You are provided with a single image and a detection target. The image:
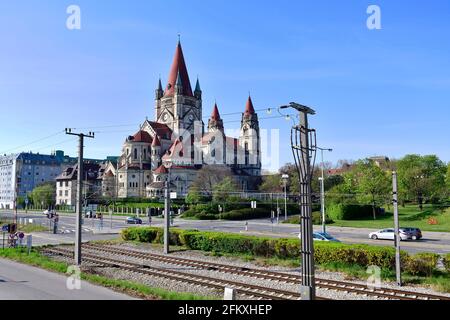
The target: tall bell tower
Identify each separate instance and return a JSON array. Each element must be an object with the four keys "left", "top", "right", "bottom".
[
  {"left": 239, "top": 96, "right": 261, "bottom": 176},
  {"left": 154, "top": 40, "right": 203, "bottom": 137}
]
